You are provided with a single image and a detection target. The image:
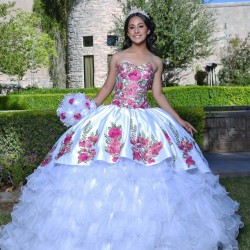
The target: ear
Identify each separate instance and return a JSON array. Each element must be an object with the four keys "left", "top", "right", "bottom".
[{"left": 147, "top": 30, "right": 150, "bottom": 35}]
